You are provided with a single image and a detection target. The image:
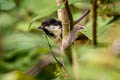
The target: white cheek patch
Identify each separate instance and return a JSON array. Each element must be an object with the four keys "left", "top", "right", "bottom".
[
  {"left": 44, "top": 25, "right": 61, "bottom": 36},
  {"left": 45, "top": 25, "right": 60, "bottom": 31}
]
